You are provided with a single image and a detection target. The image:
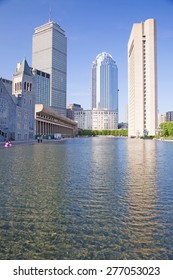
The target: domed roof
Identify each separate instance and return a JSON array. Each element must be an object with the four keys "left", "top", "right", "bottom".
[
  {"left": 96, "top": 52, "right": 113, "bottom": 60},
  {"left": 92, "top": 52, "right": 115, "bottom": 65}
]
